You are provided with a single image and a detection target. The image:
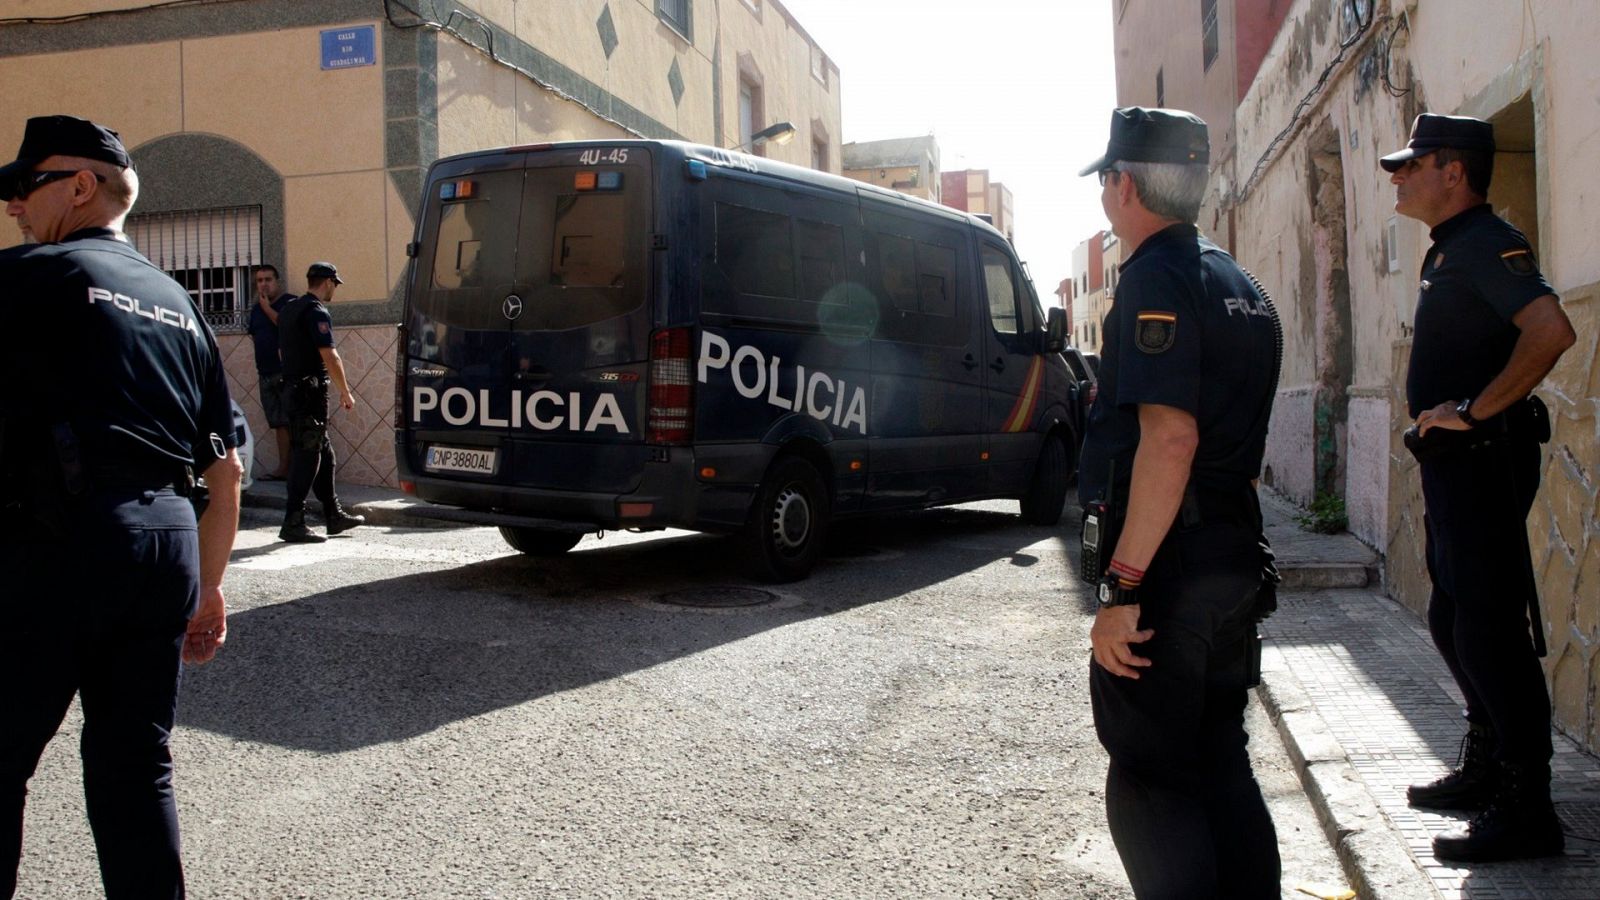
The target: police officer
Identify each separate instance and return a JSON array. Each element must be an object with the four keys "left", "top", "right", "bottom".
[
  {"left": 1382, "top": 113, "right": 1576, "bottom": 862},
  {"left": 277, "top": 261, "right": 364, "bottom": 543},
  {"left": 0, "top": 115, "right": 241, "bottom": 898},
  {"left": 1078, "top": 108, "right": 1283, "bottom": 898},
  {"left": 248, "top": 264, "right": 296, "bottom": 479}
]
